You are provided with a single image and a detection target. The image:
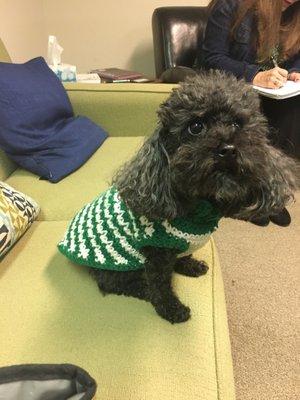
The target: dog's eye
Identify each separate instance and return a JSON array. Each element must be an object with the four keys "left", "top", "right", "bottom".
[
  {"left": 231, "top": 122, "right": 240, "bottom": 129},
  {"left": 188, "top": 119, "right": 204, "bottom": 136}
]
